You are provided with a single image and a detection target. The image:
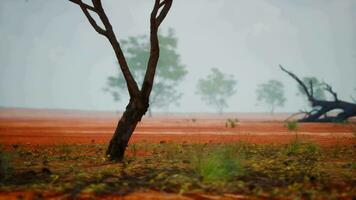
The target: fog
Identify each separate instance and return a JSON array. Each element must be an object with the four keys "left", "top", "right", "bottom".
[{"left": 0, "top": 0, "right": 355, "bottom": 113}]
